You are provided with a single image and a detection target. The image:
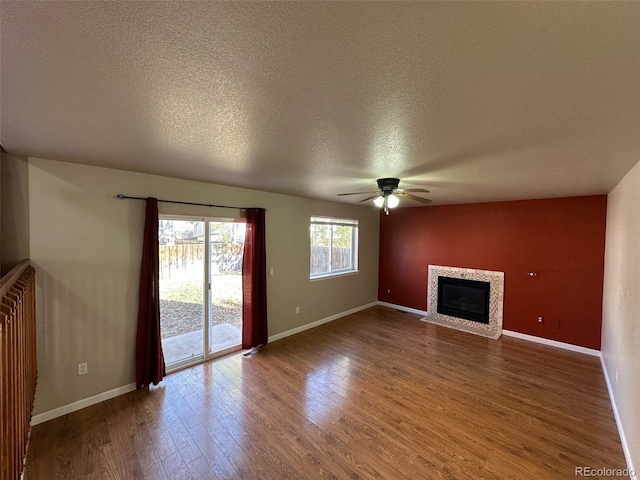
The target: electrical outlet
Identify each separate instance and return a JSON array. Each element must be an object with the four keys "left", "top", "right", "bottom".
[
  {"left": 268, "top": 268, "right": 274, "bottom": 276},
  {"left": 615, "top": 369, "right": 619, "bottom": 383},
  {"left": 537, "top": 316, "right": 543, "bottom": 324},
  {"left": 295, "top": 306, "right": 300, "bottom": 314},
  {"left": 387, "top": 289, "right": 391, "bottom": 294},
  {"left": 78, "top": 362, "right": 88, "bottom": 376}
]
